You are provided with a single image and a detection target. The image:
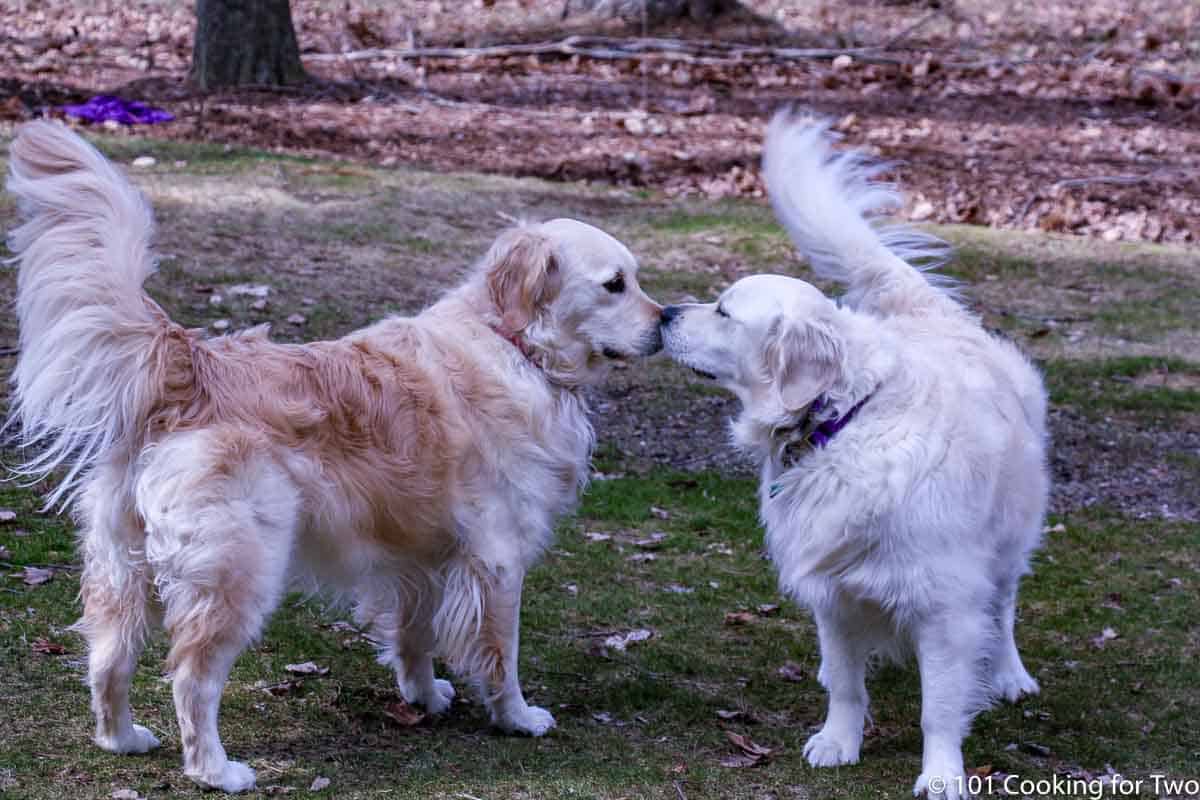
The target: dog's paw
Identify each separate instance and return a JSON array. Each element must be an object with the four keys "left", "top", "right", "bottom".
[
  {"left": 401, "top": 677, "right": 456, "bottom": 714},
  {"left": 993, "top": 667, "right": 1040, "bottom": 703},
  {"left": 95, "top": 723, "right": 161, "bottom": 754},
  {"left": 803, "top": 730, "right": 861, "bottom": 767},
  {"left": 913, "top": 764, "right": 968, "bottom": 799},
  {"left": 496, "top": 704, "right": 556, "bottom": 737},
  {"left": 188, "top": 760, "right": 257, "bottom": 793}
]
